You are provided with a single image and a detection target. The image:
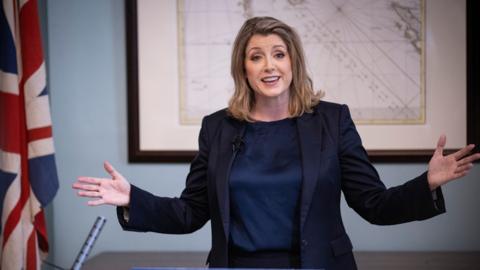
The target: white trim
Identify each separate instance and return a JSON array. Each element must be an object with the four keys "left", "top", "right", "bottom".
[
  {"left": 28, "top": 138, "right": 55, "bottom": 159},
  {"left": 0, "top": 71, "right": 19, "bottom": 95}
]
